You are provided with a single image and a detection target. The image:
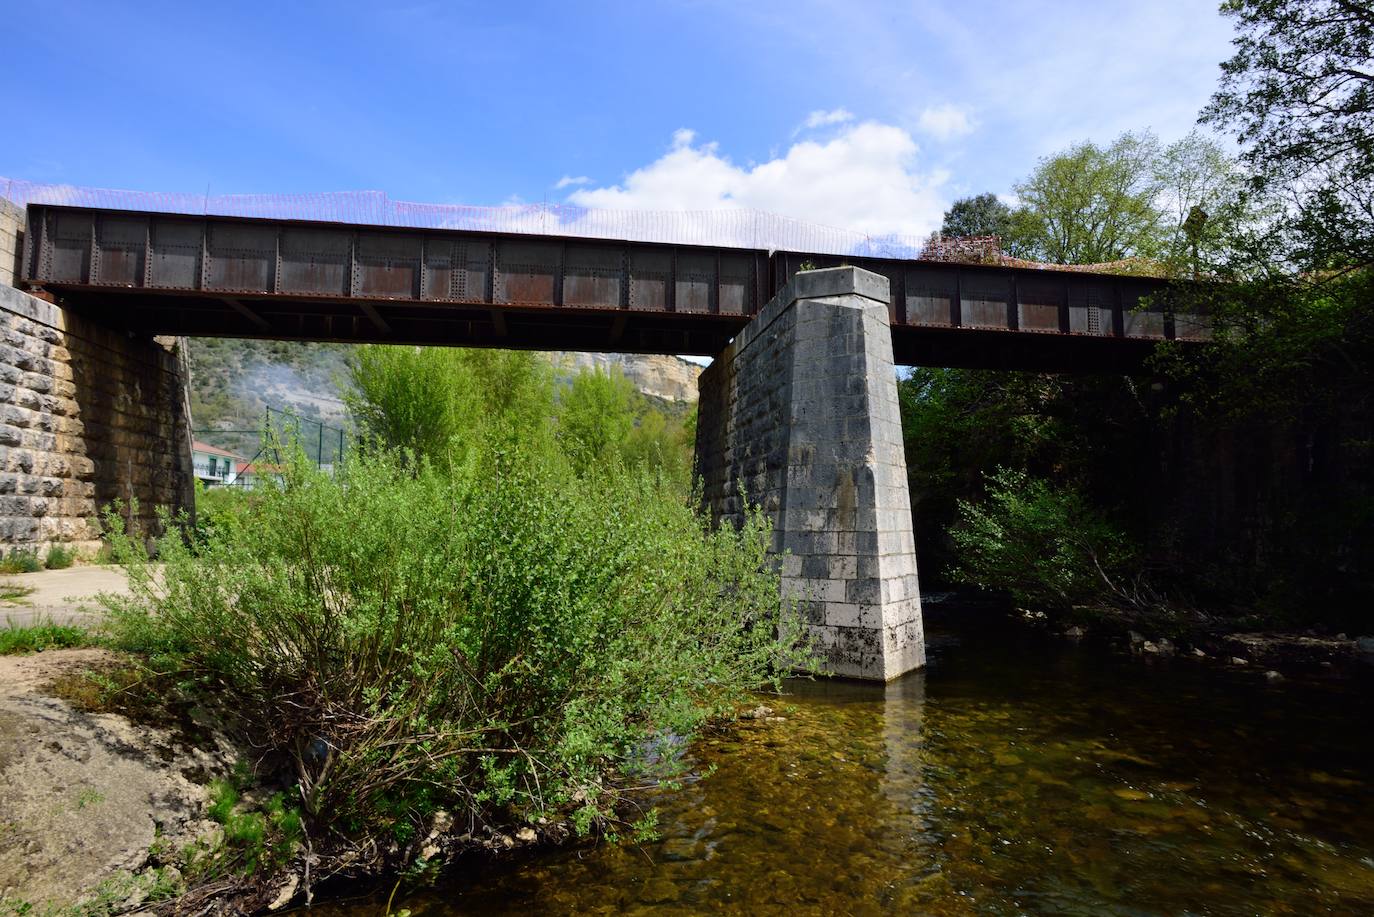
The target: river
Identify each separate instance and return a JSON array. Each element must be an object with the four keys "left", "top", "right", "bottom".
[{"left": 324, "top": 608, "right": 1374, "bottom": 915}]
